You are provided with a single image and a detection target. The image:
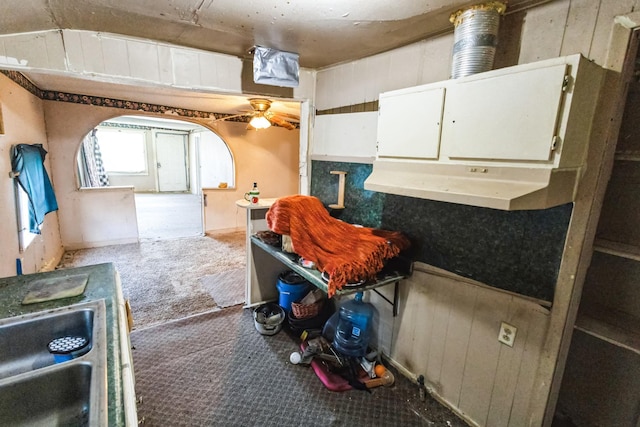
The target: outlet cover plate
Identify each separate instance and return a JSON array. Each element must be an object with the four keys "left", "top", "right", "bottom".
[{"left": 499, "top": 322, "right": 517, "bottom": 347}]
